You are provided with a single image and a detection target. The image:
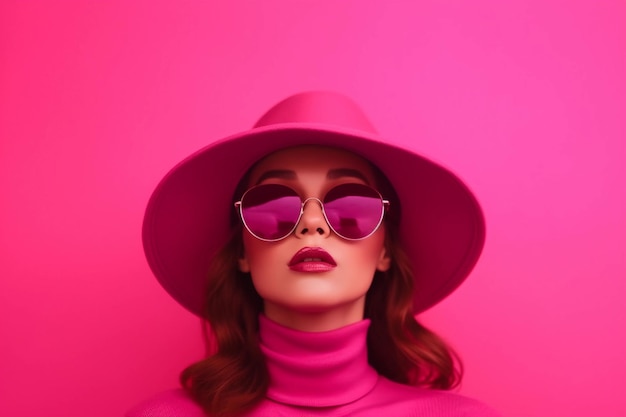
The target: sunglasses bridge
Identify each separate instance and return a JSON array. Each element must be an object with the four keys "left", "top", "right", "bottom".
[{"left": 295, "top": 196, "right": 334, "bottom": 231}]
